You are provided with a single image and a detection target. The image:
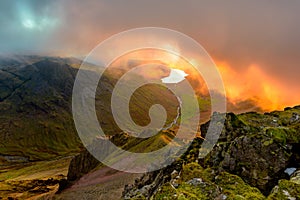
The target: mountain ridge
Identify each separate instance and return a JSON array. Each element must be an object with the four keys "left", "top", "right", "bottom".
[{"left": 0, "top": 56, "right": 299, "bottom": 199}]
